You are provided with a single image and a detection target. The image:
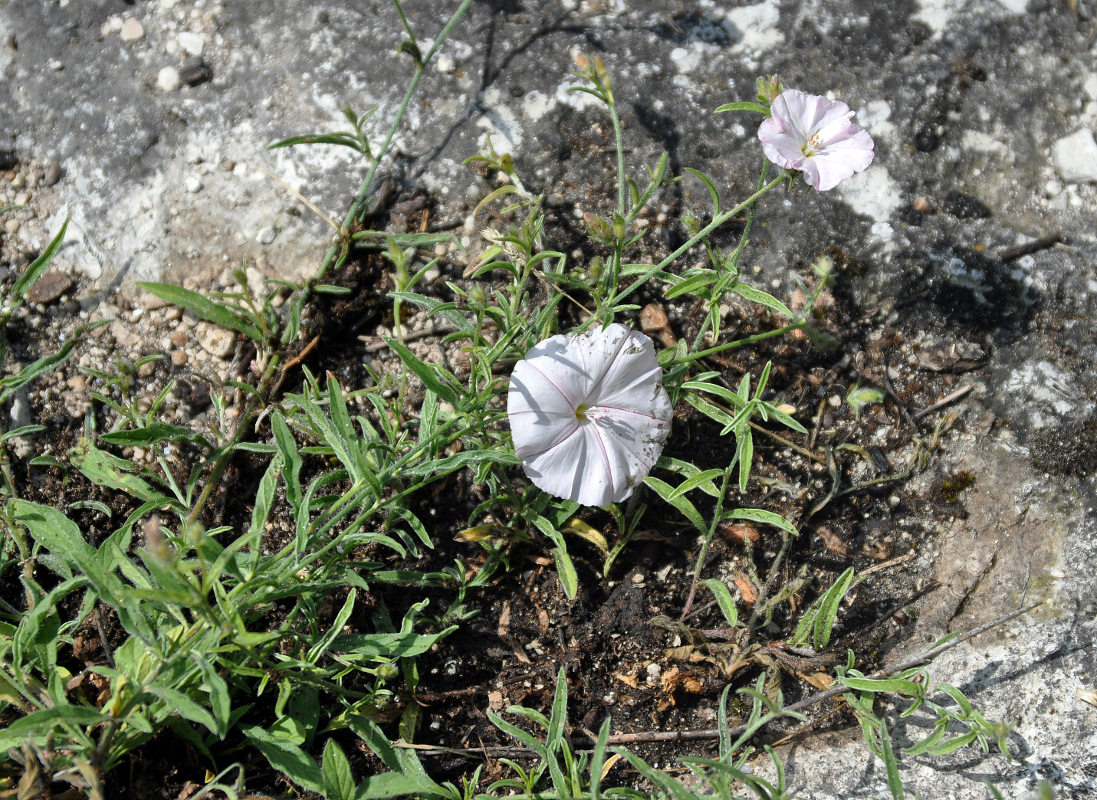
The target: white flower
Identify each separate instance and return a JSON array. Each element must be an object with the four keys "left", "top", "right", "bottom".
[
  {"left": 507, "top": 323, "right": 672, "bottom": 507},
  {"left": 757, "top": 89, "right": 874, "bottom": 191}
]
